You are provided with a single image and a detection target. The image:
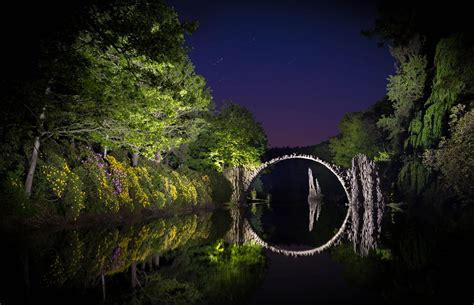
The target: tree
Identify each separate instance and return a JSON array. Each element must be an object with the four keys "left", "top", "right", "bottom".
[
  {"left": 408, "top": 34, "right": 474, "bottom": 150},
  {"left": 365, "top": 3, "right": 474, "bottom": 198},
  {"left": 424, "top": 105, "right": 474, "bottom": 202},
  {"left": 186, "top": 103, "right": 268, "bottom": 172},
  {"left": 79, "top": 37, "right": 212, "bottom": 163},
  {"left": 1, "top": 0, "right": 211, "bottom": 194},
  {"left": 377, "top": 36, "right": 428, "bottom": 153},
  {"left": 330, "top": 112, "right": 385, "bottom": 167}
]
